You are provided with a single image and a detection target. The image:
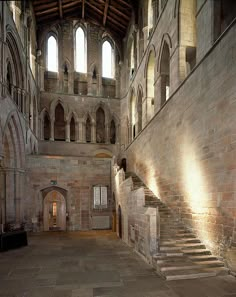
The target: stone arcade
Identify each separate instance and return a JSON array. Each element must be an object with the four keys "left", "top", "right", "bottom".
[{"left": 0, "top": 0, "right": 236, "bottom": 284}]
